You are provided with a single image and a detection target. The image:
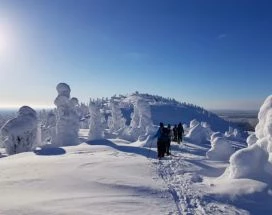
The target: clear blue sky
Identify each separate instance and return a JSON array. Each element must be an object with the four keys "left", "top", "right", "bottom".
[{"left": 0, "top": 0, "right": 271, "bottom": 110}]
